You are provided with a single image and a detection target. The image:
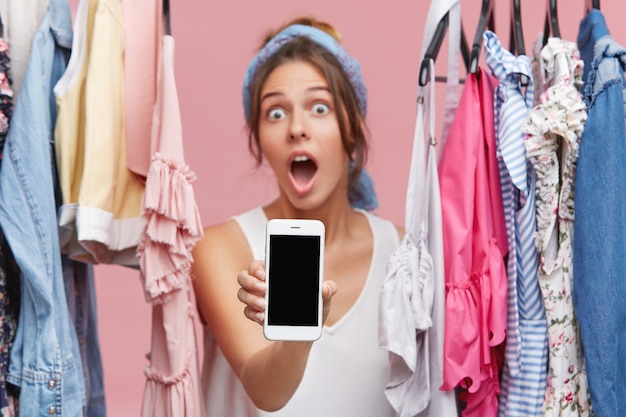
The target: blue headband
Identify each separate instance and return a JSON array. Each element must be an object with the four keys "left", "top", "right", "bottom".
[
  {"left": 242, "top": 24, "right": 377, "bottom": 211},
  {"left": 242, "top": 24, "right": 367, "bottom": 121}
]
